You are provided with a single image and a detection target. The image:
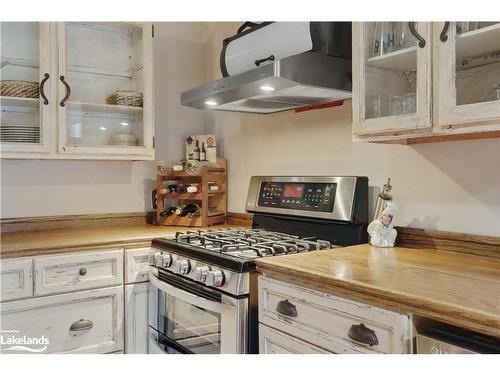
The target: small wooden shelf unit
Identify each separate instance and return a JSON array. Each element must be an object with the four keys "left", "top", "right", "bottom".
[{"left": 155, "top": 159, "right": 227, "bottom": 227}]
